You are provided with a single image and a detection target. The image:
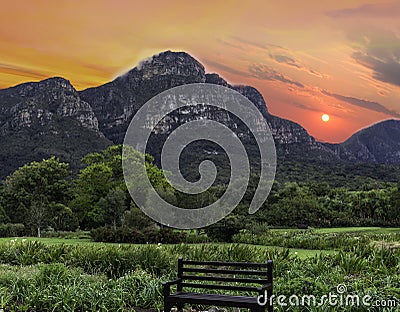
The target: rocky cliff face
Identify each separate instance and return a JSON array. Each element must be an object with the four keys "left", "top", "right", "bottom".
[
  {"left": 326, "top": 119, "right": 400, "bottom": 164},
  {"left": 79, "top": 51, "right": 206, "bottom": 143},
  {"left": 0, "top": 77, "right": 99, "bottom": 134},
  {"left": 0, "top": 77, "right": 110, "bottom": 179},
  {"left": 80, "top": 51, "right": 337, "bottom": 162},
  {"left": 206, "top": 72, "right": 335, "bottom": 158}
]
